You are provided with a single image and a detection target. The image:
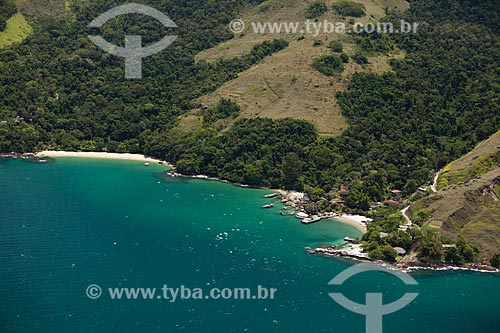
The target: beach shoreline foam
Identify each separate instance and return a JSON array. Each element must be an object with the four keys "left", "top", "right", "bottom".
[
  {"left": 34, "top": 151, "right": 368, "bottom": 233},
  {"left": 333, "top": 214, "right": 369, "bottom": 233},
  {"left": 35, "top": 151, "right": 173, "bottom": 167}
]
